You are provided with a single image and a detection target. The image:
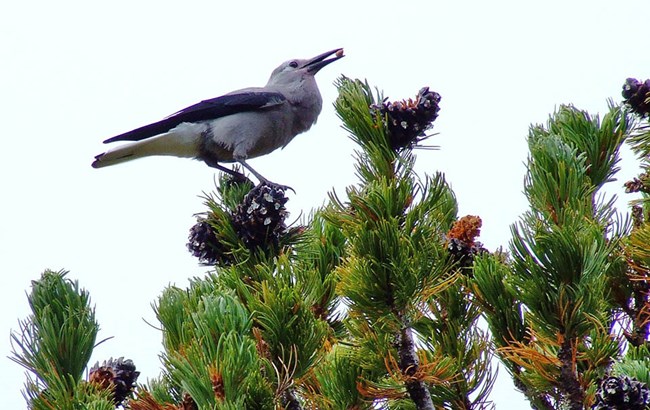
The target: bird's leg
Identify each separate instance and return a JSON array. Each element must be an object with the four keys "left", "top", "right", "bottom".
[
  {"left": 203, "top": 158, "right": 251, "bottom": 184},
  {"left": 237, "top": 159, "right": 294, "bottom": 193}
]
